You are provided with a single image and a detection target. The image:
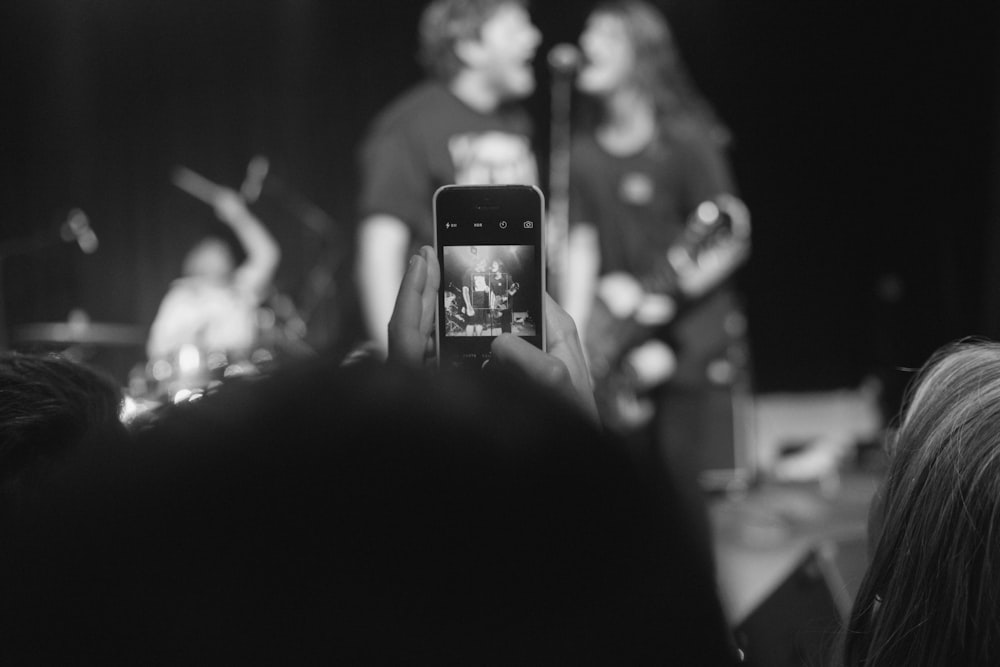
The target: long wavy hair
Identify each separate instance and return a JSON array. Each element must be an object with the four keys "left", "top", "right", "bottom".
[
  {"left": 581, "top": 0, "right": 731, "bottom": 147},
  {"left": 842, "top": 339, "right": 1000, "bottom": 666}
]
